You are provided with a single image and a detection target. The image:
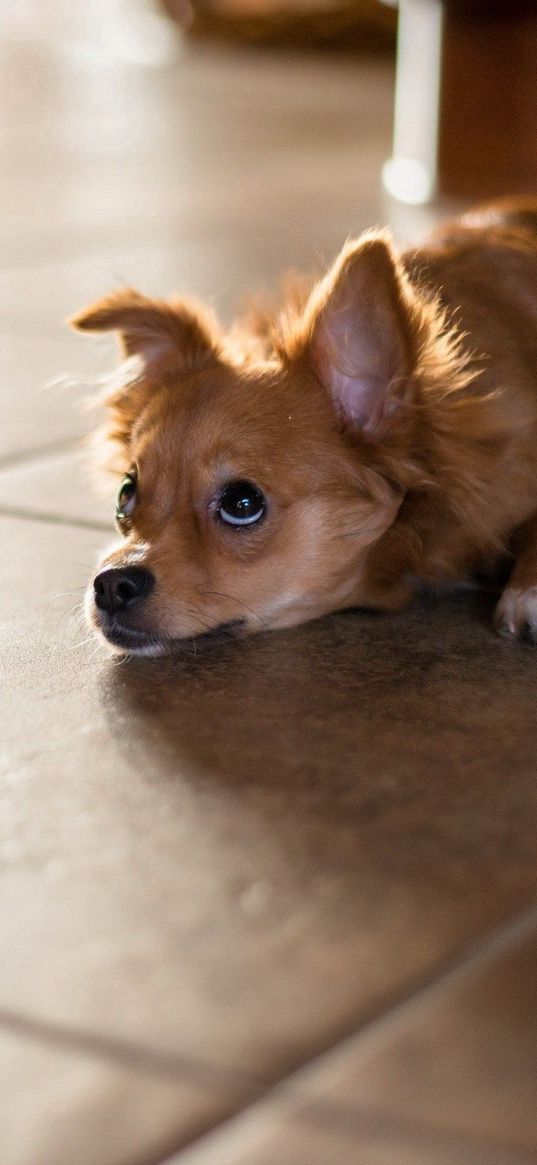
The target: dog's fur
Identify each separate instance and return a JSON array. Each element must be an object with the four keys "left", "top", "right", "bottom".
[{"left": 73, "top": 197, "right": 537, "bottom": 655}]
